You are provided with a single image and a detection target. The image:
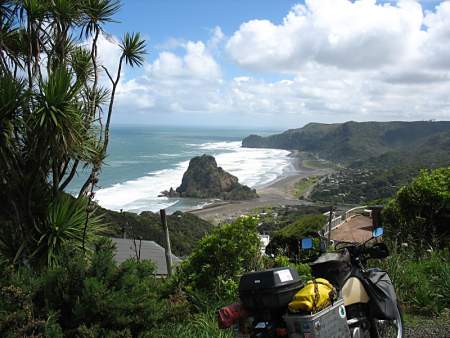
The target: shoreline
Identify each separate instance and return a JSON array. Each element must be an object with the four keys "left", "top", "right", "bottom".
[{"left": 188, "top": 150, "right": 333, "bottom": 224}]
